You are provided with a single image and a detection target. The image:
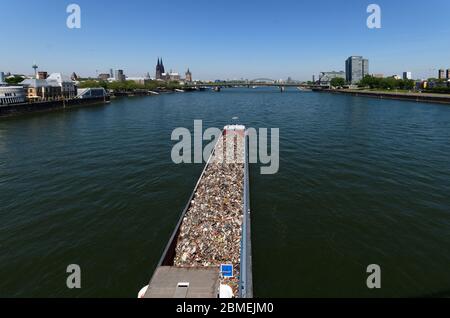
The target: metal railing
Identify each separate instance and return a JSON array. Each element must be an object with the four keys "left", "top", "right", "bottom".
[{"left": 240, "top": 130, "right": 253, "bottom": 298}]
